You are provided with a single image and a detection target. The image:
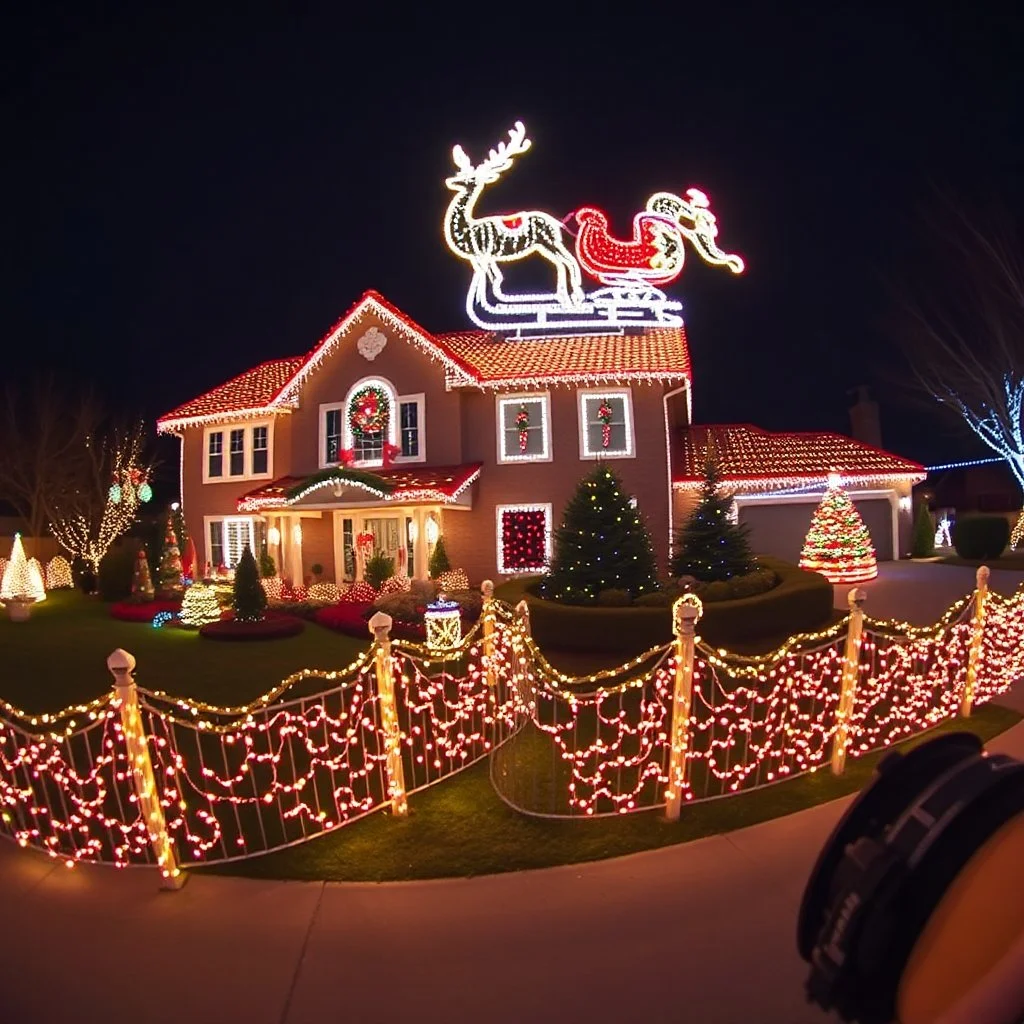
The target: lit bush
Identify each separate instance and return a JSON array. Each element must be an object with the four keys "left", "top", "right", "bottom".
[
  {"left": 379, "top": 574, "right": 412, "bottom": 596},
  {"left": 308, "top": 581, "right": 340, "bottom": 603},
  {"left": 437, "top": 568, "right": 469, "bottom": 592},
  {"left": 340, "top": 580, "right": 377, "bottom": 604}
]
